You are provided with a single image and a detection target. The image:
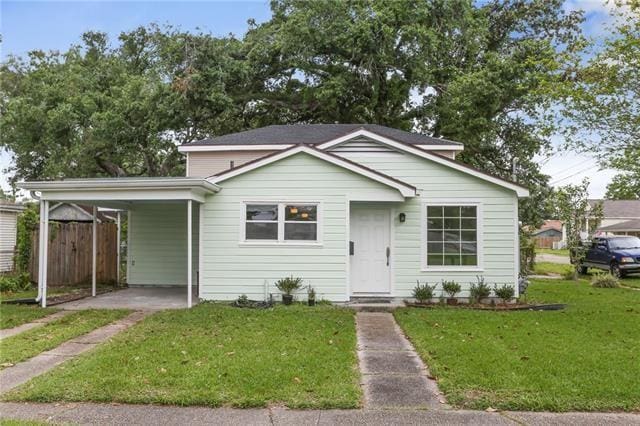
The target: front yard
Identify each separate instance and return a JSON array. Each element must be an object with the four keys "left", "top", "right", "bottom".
[
  {"left": 1, "top": 309, "right": 130, "bottom": 368},
  {"left": 4, "top": 304, "right": 361, "bottom": 409},
  {"left": 395, "top": 278, "right": 640, "bottom": 412},
  {"left": 0, "top": 305, "right": 56, "bottom": 330}
]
